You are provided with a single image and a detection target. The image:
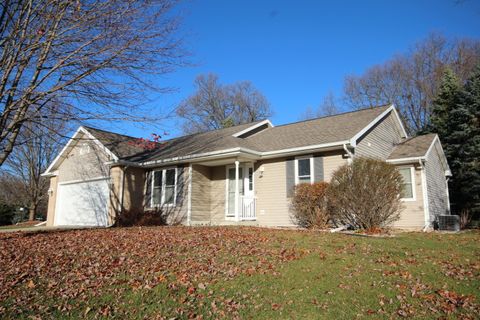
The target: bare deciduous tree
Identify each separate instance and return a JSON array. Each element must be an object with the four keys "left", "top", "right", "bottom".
[
  {"left": 1, "top": 112, "right": 68, "bottom": 220},
  {"left": 300, "top": 91, "right": 340, "bottom": 120},
  {"left": 343, "top": 34, "right": 480, "bottom": 133},
  {"left": 0, "top": 171, "right": 27, "bottom": 207},
  {"left": 0, "top": 0, "right": 187, "bottom": 166},
  {"left": 176, "top": 74, "right": 272, "bottom": 134}
]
